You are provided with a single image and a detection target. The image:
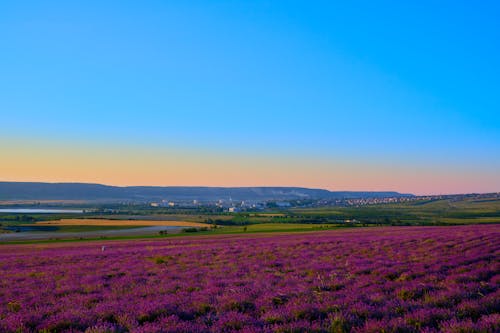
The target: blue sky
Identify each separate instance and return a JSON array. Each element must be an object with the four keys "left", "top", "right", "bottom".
[{"left": 1, "top": 1, "right": 499, "bottom": 193}]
